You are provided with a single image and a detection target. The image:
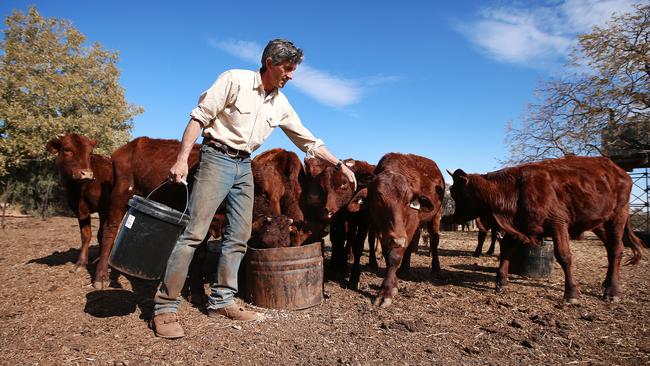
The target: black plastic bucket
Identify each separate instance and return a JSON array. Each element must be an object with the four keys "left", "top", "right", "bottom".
[
  {"left": 109, "top": 194, "right": 189, "bottom": 280},
  {"left": 510, "top": 240, "right": 554, "bottom": 278}
]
